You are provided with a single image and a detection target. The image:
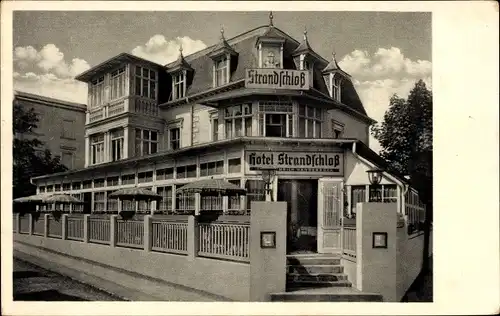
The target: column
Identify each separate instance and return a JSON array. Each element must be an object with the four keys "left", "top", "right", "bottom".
[
  {"left": 84, "top": 136, "right": 90, "bottom": 167},
  {"left": 226, "top": 53, "right": 230, "bottom": 84},
  {"left": 124, "top": 126, "right": 129, "bottom": 159},
  {"left": 44, "top": 214, "right": 50, "bottom": 238},
  {"left": 28, "top": 213, "right": 33, "bottom": 235}
]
